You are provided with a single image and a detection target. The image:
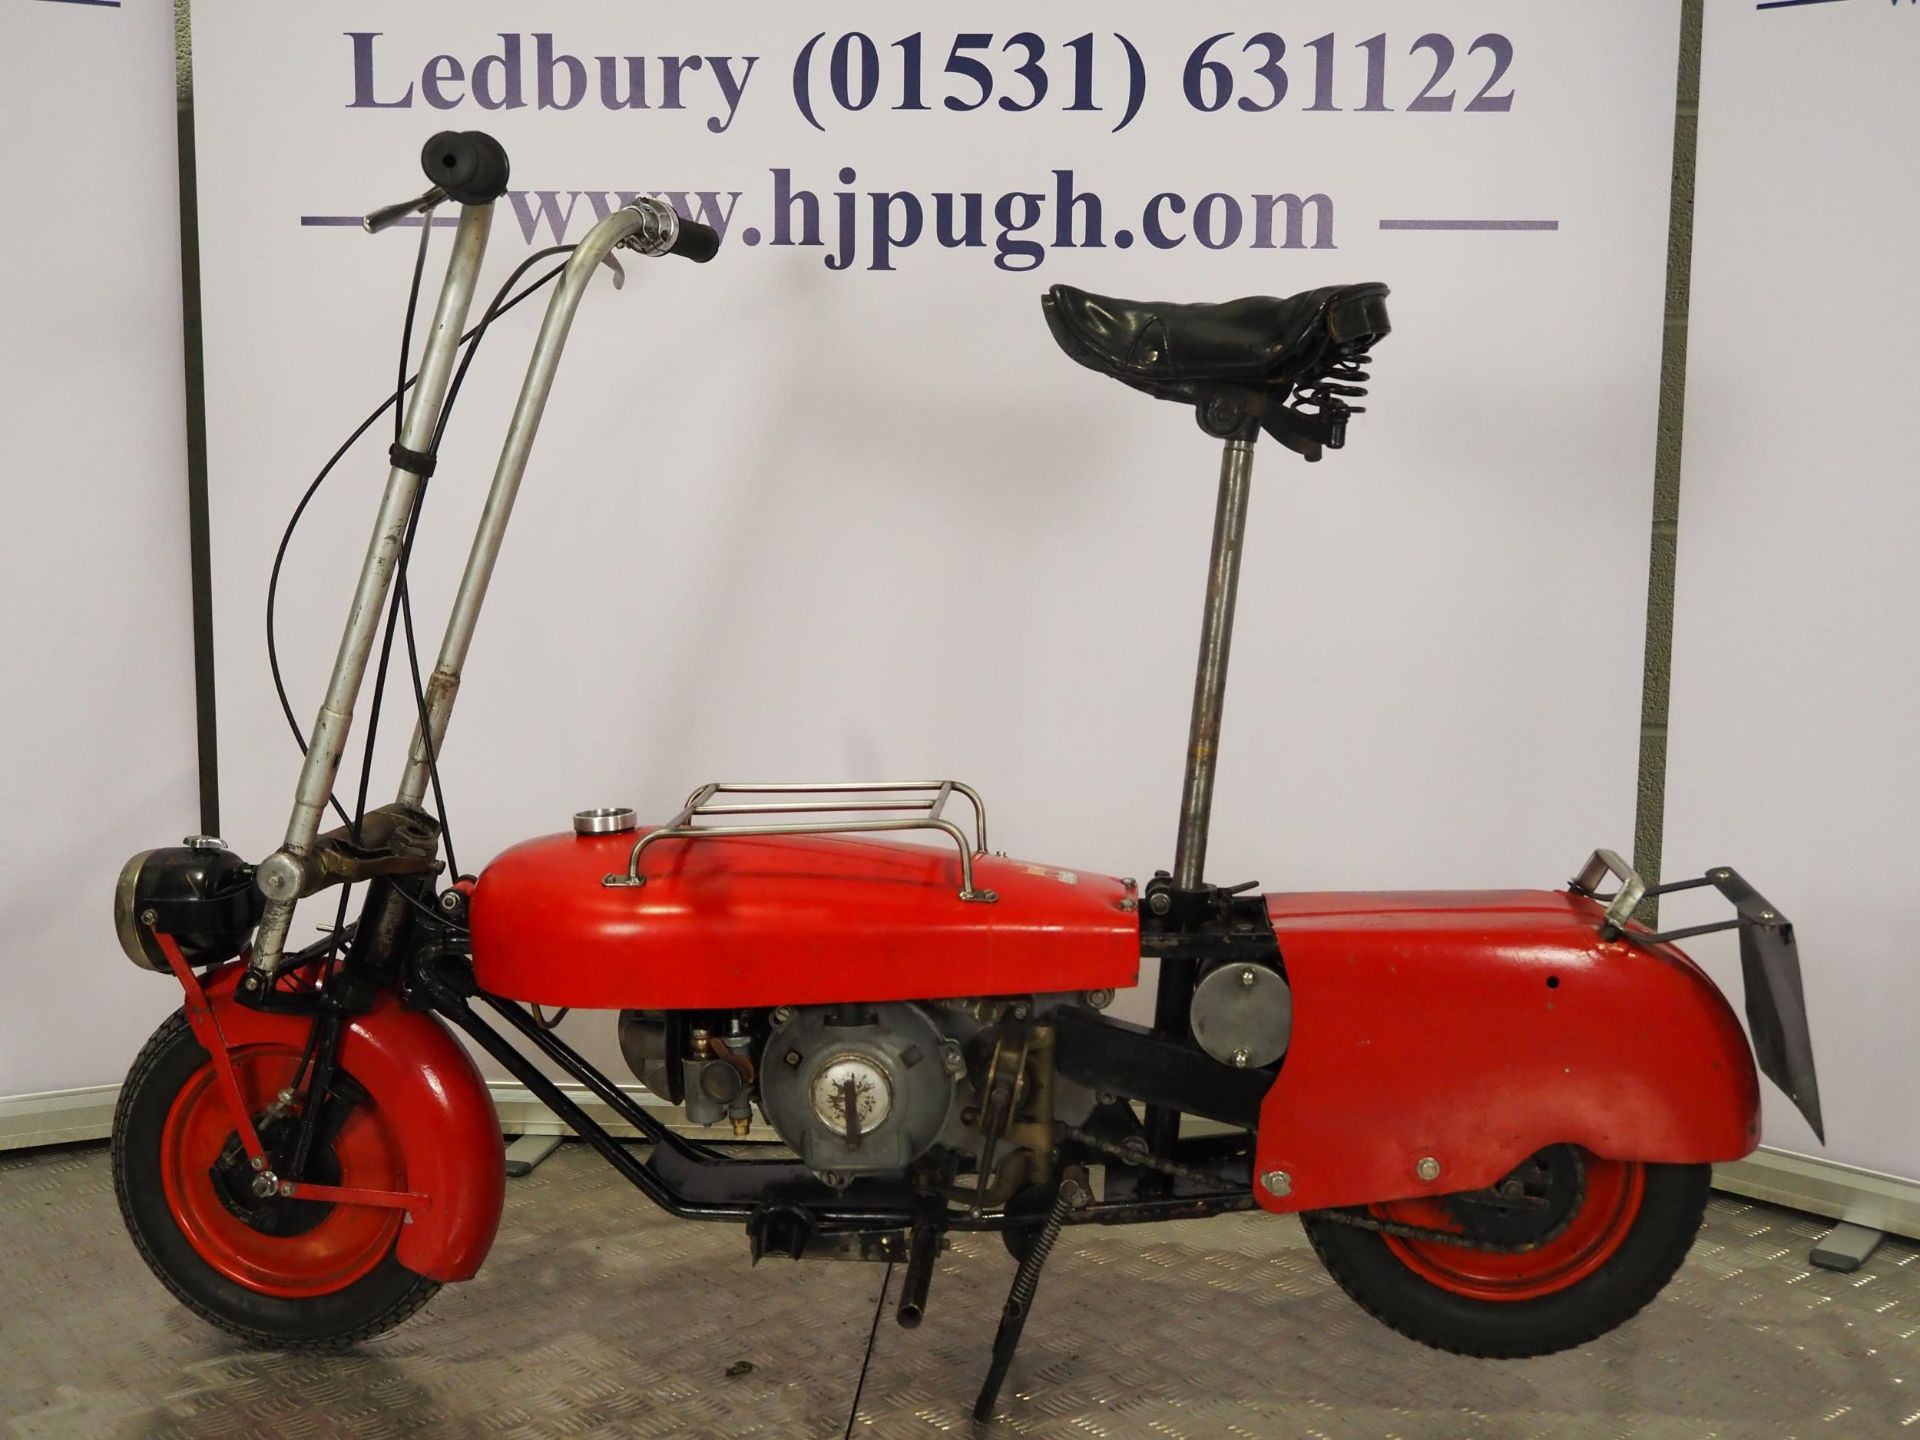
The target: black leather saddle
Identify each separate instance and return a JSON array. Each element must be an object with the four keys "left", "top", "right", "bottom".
[{"left": 1041, "top": 281, "right": 1390, "bottom": 459}]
